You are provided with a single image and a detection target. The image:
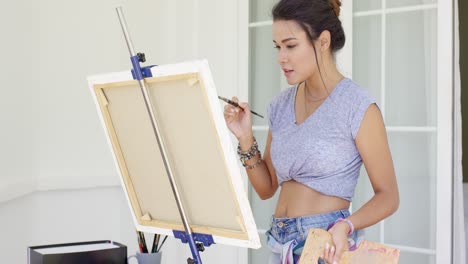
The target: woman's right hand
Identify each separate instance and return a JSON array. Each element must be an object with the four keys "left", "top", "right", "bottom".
[{"left": 223, "top": 97, "right": 253, "bottom": 141}]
